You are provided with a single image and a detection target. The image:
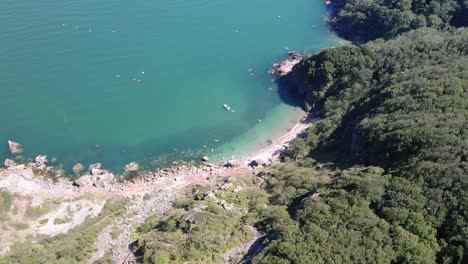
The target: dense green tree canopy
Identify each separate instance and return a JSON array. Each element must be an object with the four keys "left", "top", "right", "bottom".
[
  {"left": 330, "top": 0, "right": 467, "bottom": 41},
  {"left": 279, "top": 28, "right": 467, "bottom": 263}
]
